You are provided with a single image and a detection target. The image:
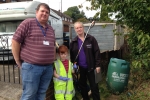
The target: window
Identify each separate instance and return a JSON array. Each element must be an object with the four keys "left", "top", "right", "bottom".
[
  {"left": 48, "top": 21, "right": 51, "bottom": 25},
  {"left": 0, "top": 21, "right": 22, "bottom": 33},
  {"left": 65, "top": 18, "right": 67, "bottom": 21},
  {"left": 62, "top": 17, "right": 64, "bottom": 20},
  {"left": 0, "top": 0, "right": 6, "bottom": 2},
  {"left": 18, "top": 0, "right": 32, "bottom": 1},
  {"left": 11, "top": 0, "right": 17, "bottom": 2}
]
